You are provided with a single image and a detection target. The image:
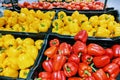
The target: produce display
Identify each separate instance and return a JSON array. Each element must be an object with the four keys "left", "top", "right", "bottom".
[
  {"left": 0, "top": 0, "right": 120, "bottom": 80},
  {"left": 33, "top": 30, "right": 120, "bottom": 80},
  {"left": 52, "top": 11, "right": 120, "bottom": 37},
  {"left": 18, "top": 1, "right": 104, "bottom": 10},
  {"left": 0, "top": 34, "right": 43, "bottom": 78},
  {"left": 0, "top": 8, "right": 55, "bottom": 33}
]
